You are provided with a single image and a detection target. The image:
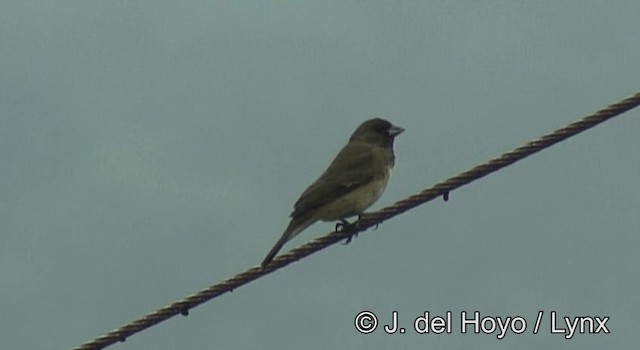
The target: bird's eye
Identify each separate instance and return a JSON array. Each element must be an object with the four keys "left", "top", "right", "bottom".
[{"left": 377, "top": 123, "right": 391, "bottom": 133}]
